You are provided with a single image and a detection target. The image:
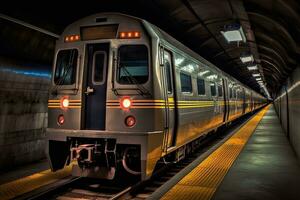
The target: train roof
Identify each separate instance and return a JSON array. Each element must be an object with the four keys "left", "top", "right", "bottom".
[{"left": 61, "top": 12, "right": 264, "bottom": 99}]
